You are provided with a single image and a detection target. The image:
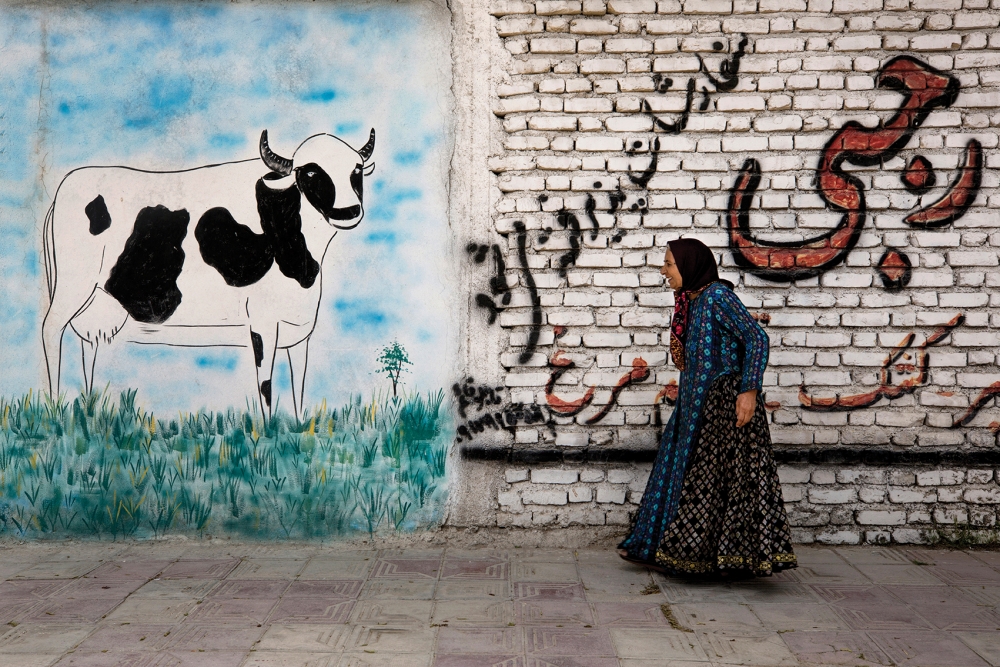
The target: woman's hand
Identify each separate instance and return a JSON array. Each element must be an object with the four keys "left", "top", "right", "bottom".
[{"left": 735, "top": 390, "right": 758, "bottom": 428}]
